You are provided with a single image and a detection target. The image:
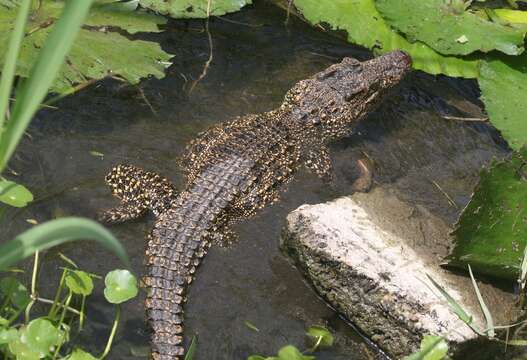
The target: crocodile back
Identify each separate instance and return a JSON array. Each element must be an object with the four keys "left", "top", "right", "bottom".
[{"left": 144, "top": 155, "right": 255, "bottom": 360}]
